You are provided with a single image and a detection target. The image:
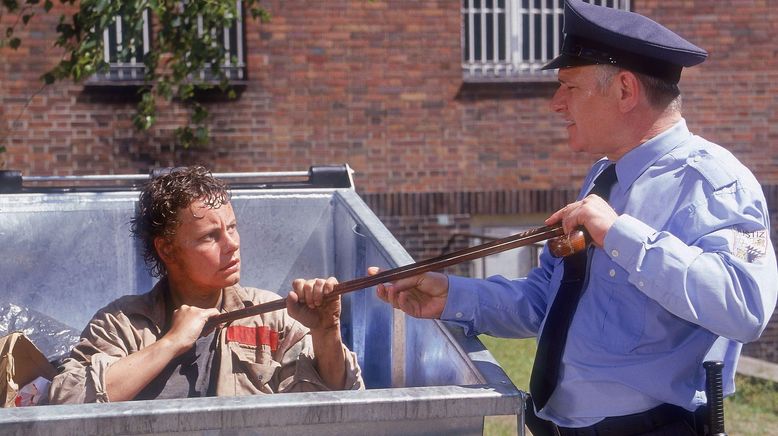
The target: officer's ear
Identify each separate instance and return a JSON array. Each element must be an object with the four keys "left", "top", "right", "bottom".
[{"left": 615, "top": 70, "right": 641, "bottom": 113}]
